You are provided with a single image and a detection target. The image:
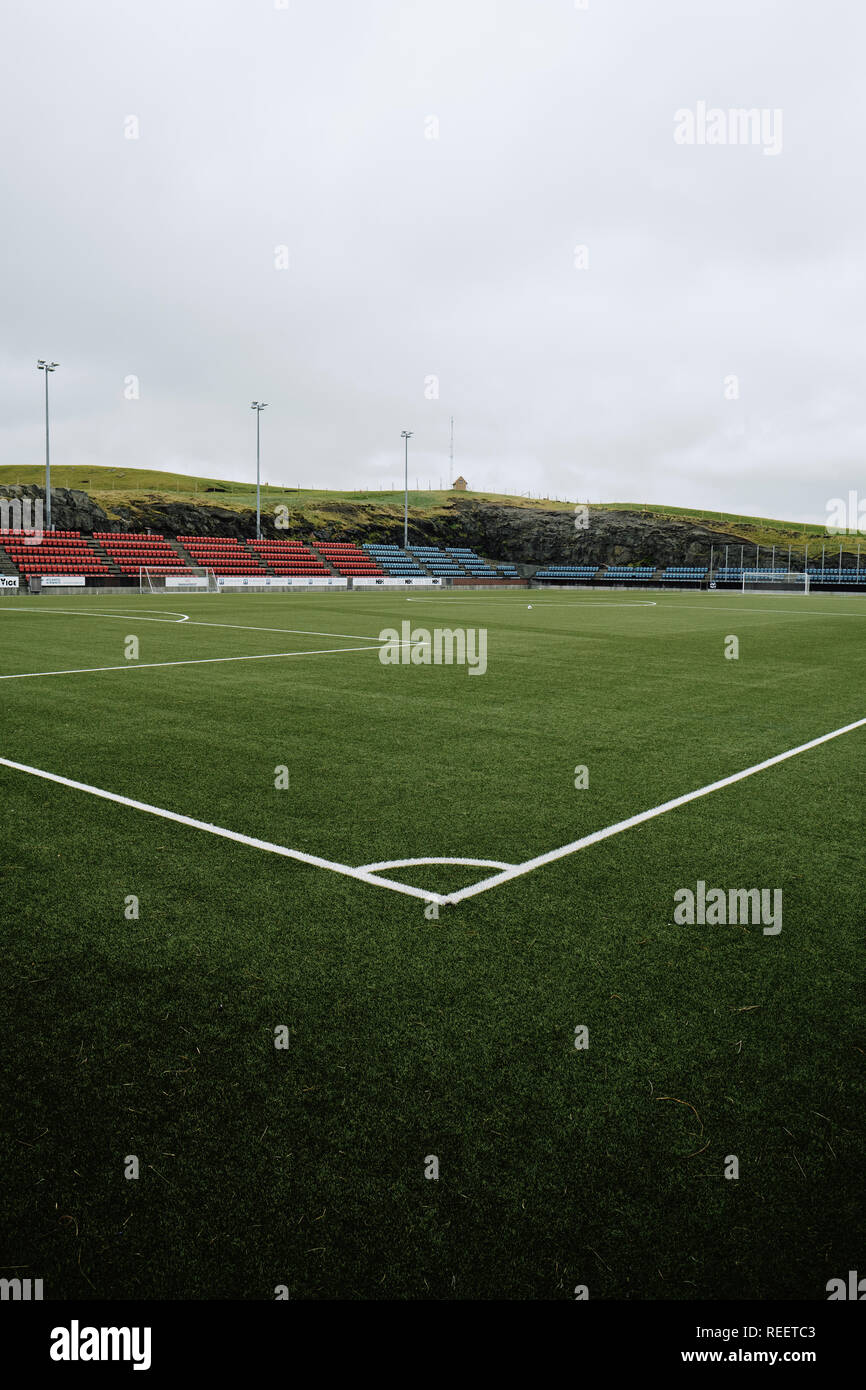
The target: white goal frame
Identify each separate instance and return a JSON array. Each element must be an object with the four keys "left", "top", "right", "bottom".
[
  {"left": 741, "top": 570, "right": 809, "bottom": 595},
  {"left": 139, "top": 566, "right": 219, "bottom": 594}
]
